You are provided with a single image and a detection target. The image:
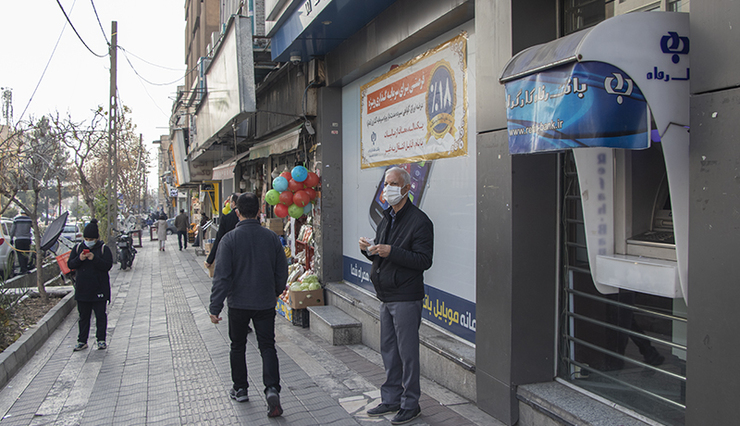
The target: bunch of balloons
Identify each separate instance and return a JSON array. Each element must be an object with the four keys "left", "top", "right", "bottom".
[{"left": 265, "top": 165, "right": 320, "bottom": 219}]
